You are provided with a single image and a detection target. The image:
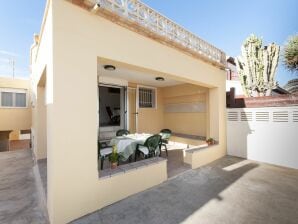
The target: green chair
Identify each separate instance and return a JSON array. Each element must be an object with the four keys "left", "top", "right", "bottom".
[
  {"left": 159, "top": 129, "right": 172, "bottom": 157},
  {"left": 98, "top": 141, "right": 112, "bottom": 170},
  {"left": 116, "top": 129, "right": 130, "bottom": 136},
  {"left": 135, "top": 134, "right": 161, "bottom": 161}
]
